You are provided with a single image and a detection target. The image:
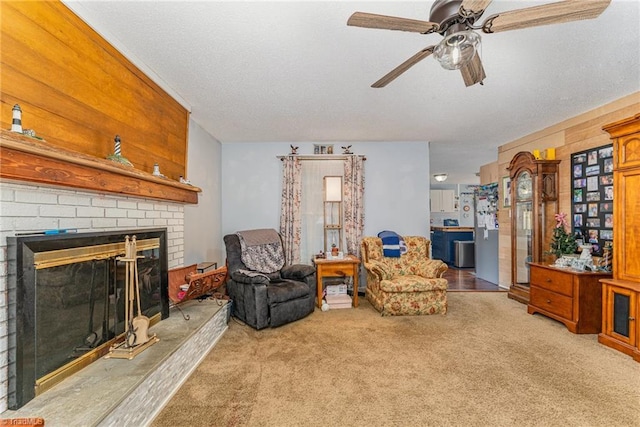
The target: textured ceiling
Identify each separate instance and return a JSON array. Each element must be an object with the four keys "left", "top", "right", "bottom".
[{"left": 64, "top": 1, "right": 640, "bottom": 184}]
